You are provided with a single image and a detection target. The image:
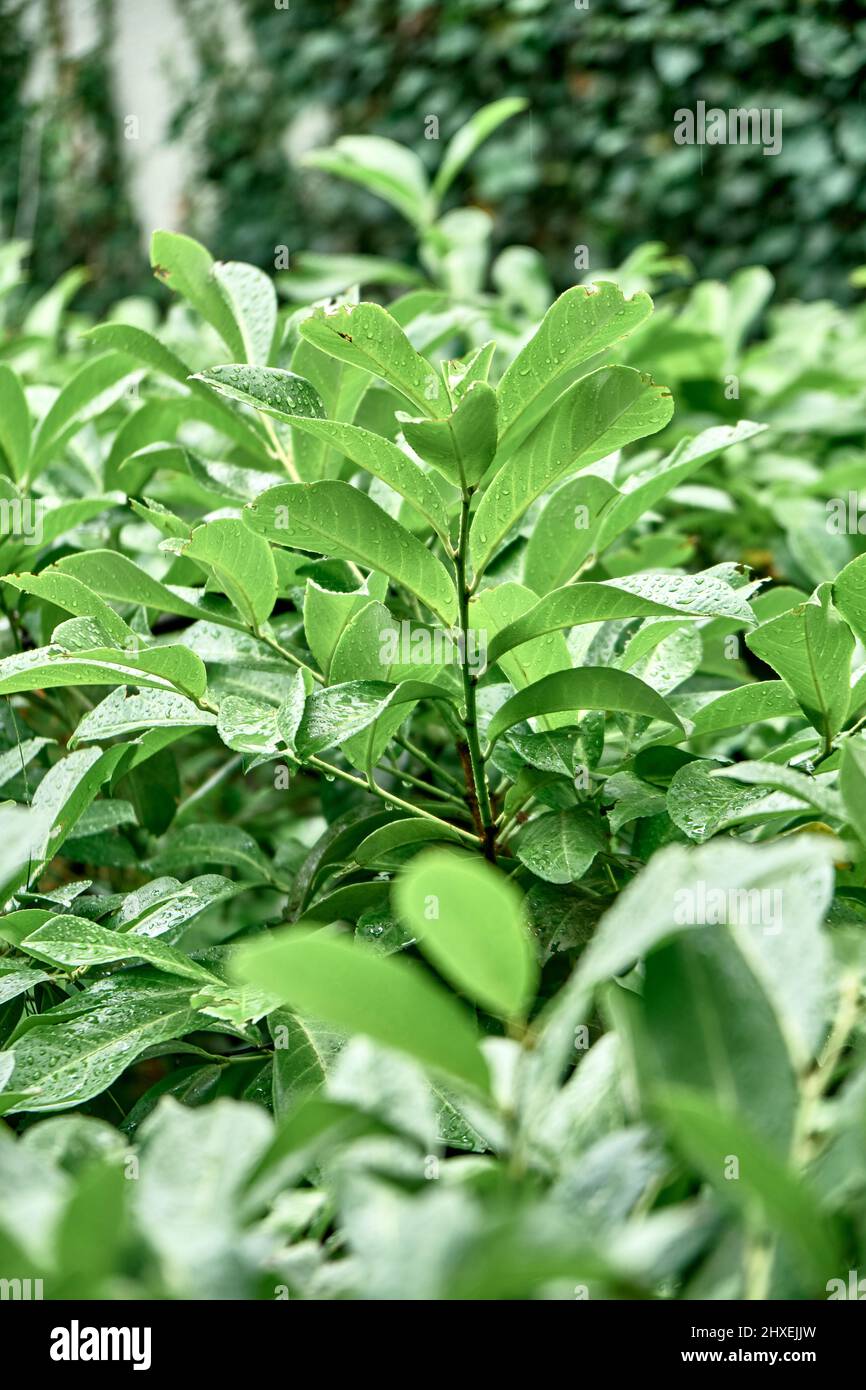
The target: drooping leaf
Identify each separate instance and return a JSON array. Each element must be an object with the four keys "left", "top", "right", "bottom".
[
  {"left": 485, "top": 573, "right": 754, "bottom": 668},
  {"left": 393, "top": 850, "right": 537, "bottom": 1018},
  {"left": 485, "top": 668, "right": 683, "bottom": 749},
  {"left": 235, "top": 928, "right": 490, "bottom": 1092}
]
